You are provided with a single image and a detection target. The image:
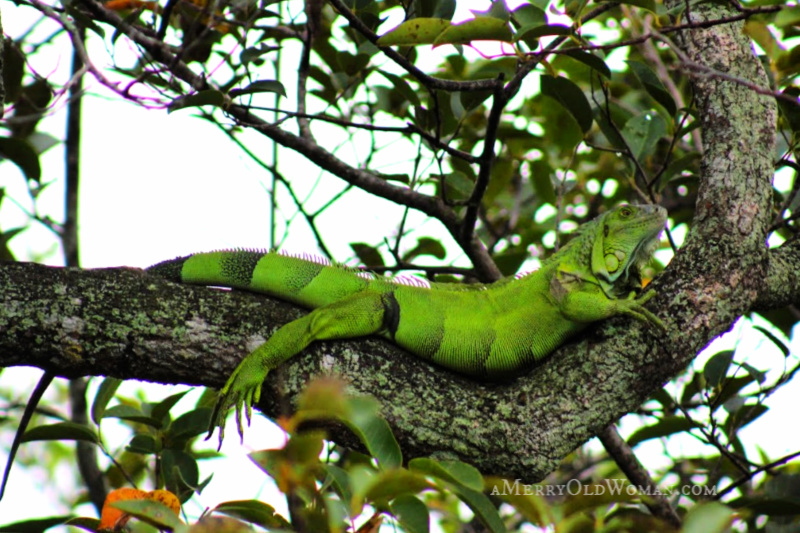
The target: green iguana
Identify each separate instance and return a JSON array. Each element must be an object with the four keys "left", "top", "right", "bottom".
[{"left": 147, "top": 203, "right": 667, "bottom": 445}]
